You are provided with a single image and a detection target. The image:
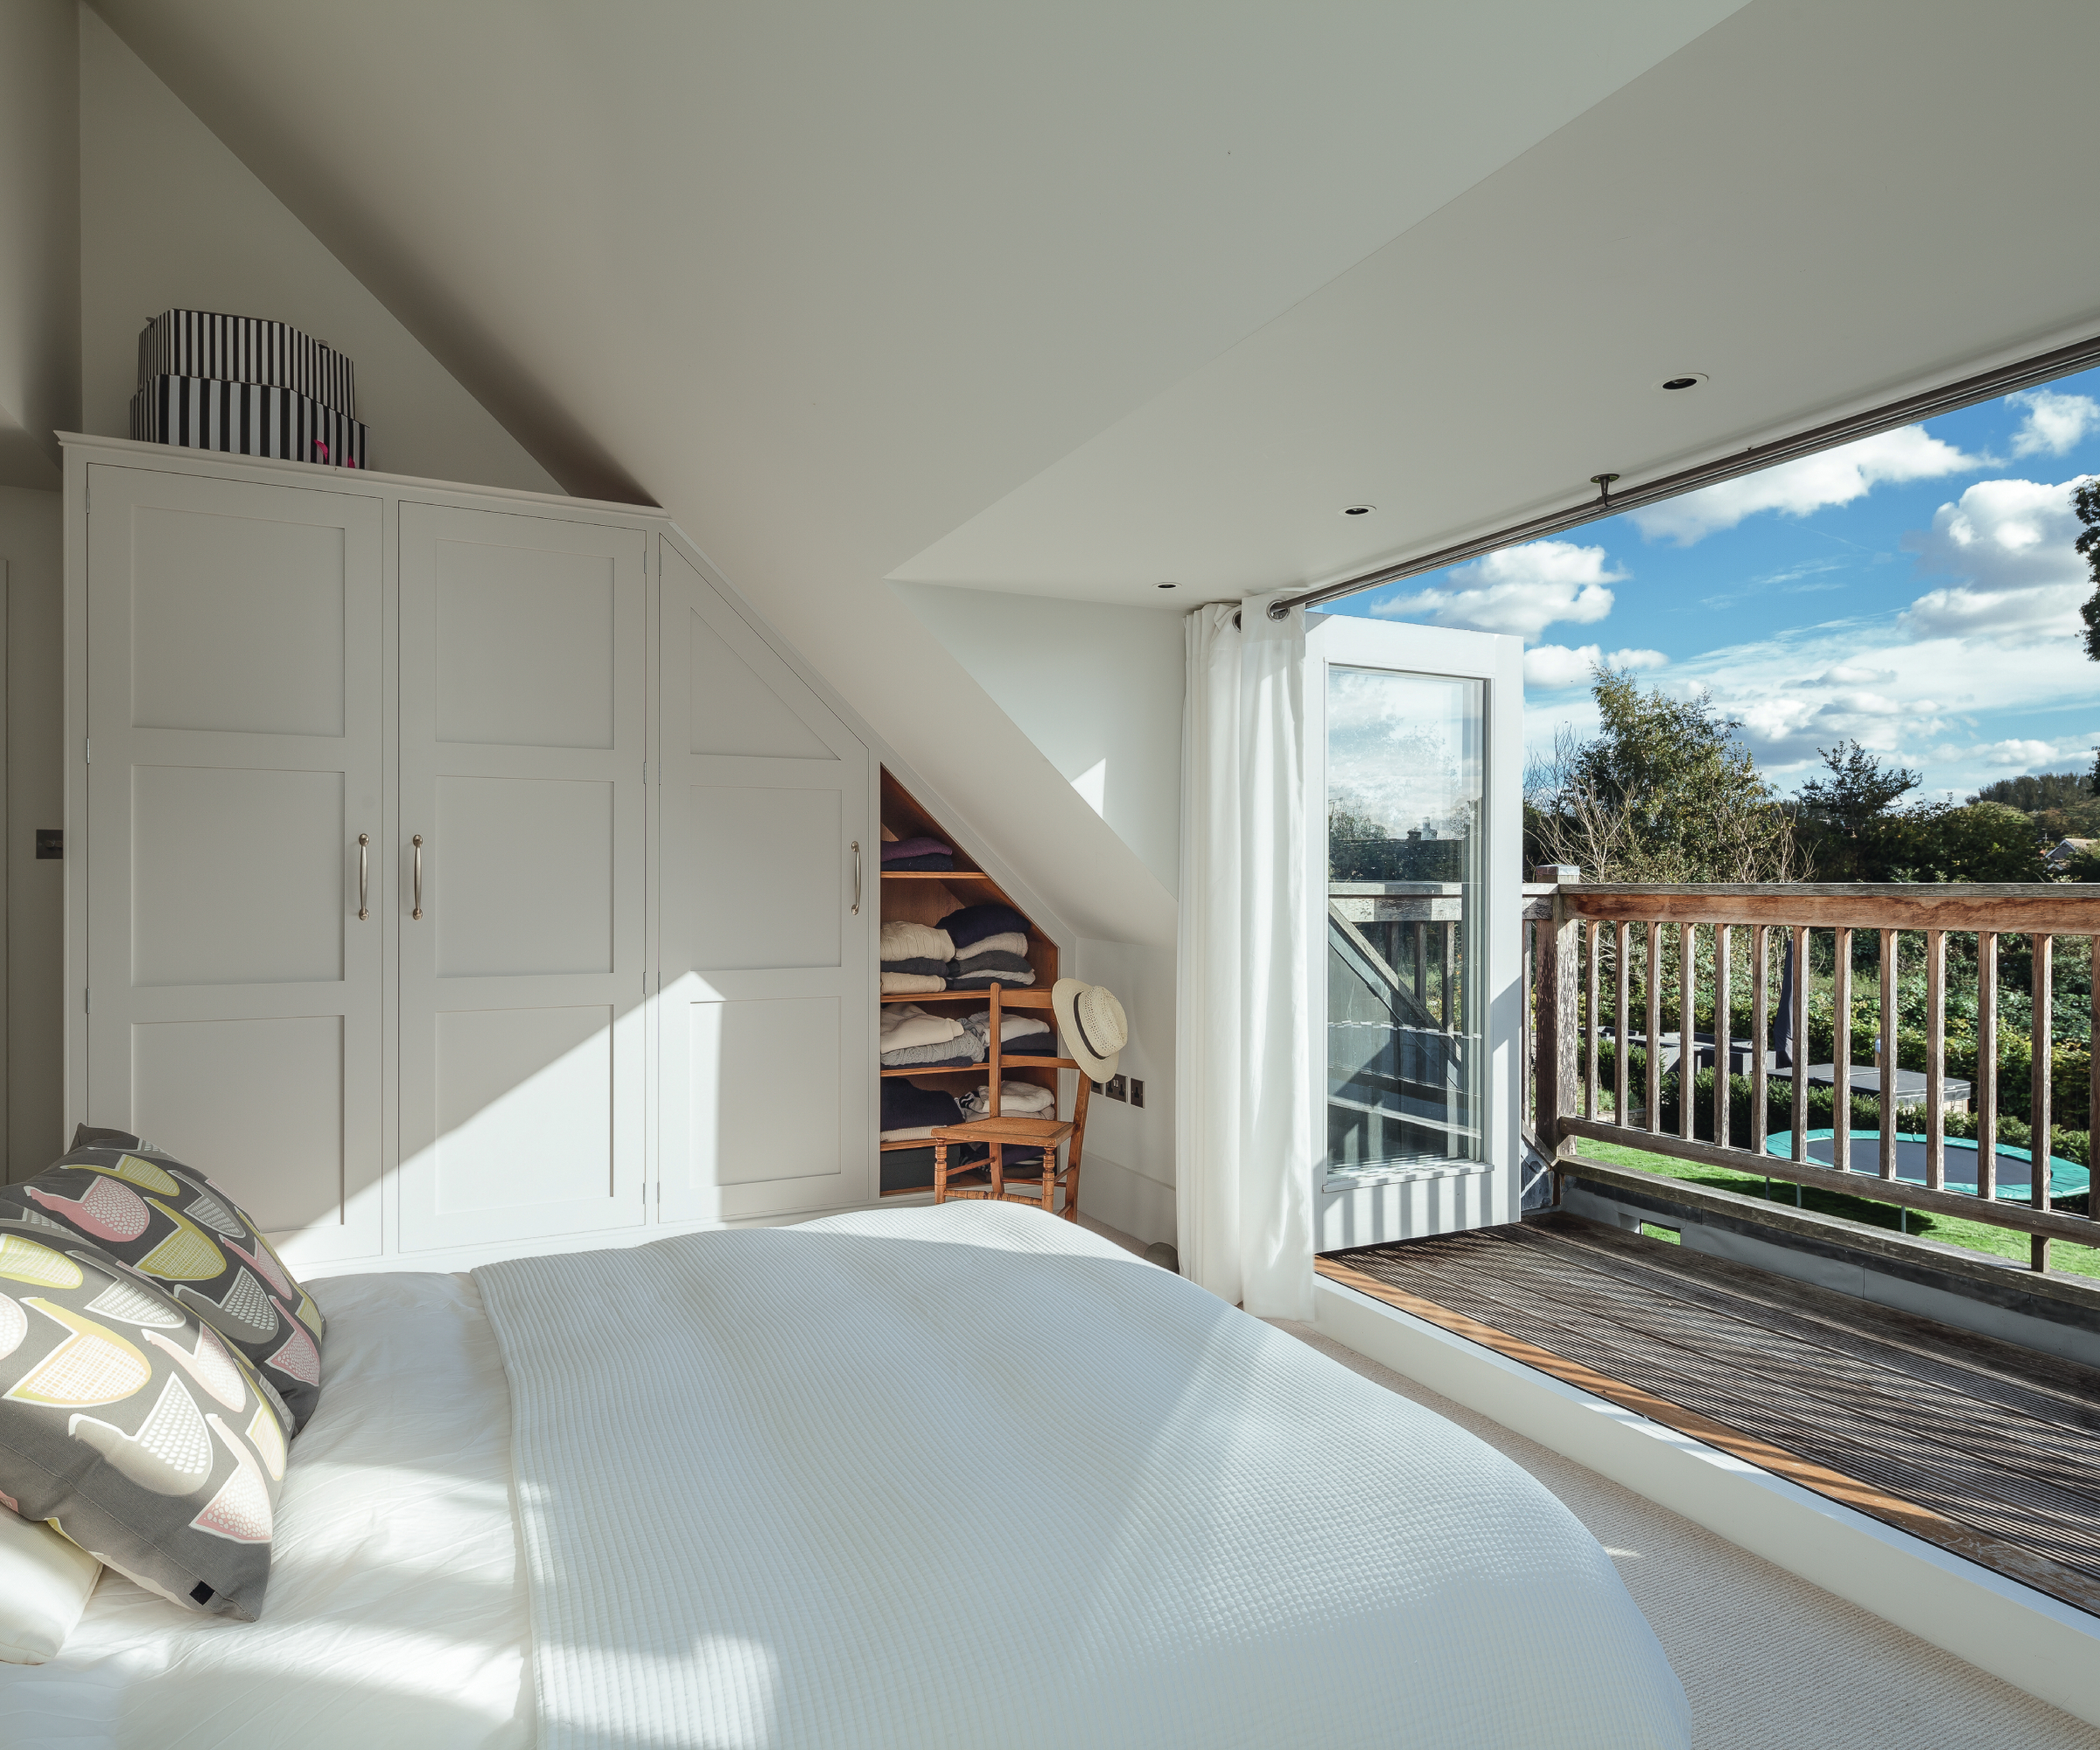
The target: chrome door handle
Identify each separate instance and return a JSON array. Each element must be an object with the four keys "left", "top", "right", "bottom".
[
  {"left": 850, "top": 841, "right": 862, "bottom": 915},
  {"left": 411, "top": 835, "right": 424, "bottom": 920},
  {"left": 357, "top": 834, "right": 369, "bottom": 920}
]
